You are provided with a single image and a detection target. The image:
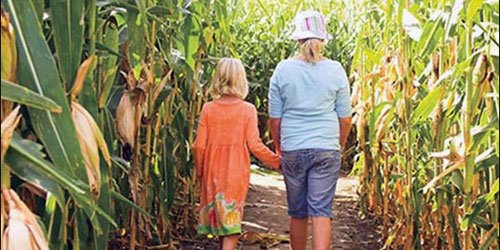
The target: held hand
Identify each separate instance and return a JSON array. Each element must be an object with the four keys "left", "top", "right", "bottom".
[{"left": 275, "top": 155, "right": 282, "bottom": 172}]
